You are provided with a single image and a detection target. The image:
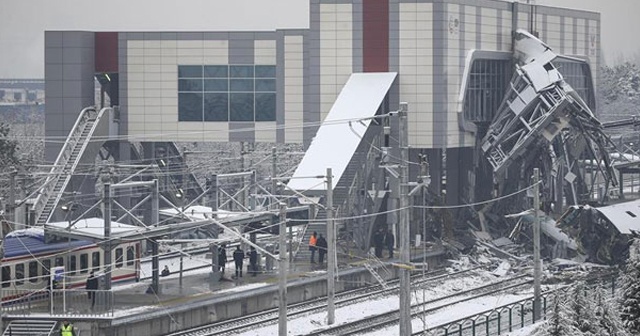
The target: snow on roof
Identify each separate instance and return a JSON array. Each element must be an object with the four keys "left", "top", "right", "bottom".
[
  {"left": 46, "top": 217, "right": 140, "bottom": 238},
  {"left": 595, "top": 199, "right": 640, "bottom": 235},
  {"left": 287, "top": 72, "right": 397, "bottom": 192}
]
